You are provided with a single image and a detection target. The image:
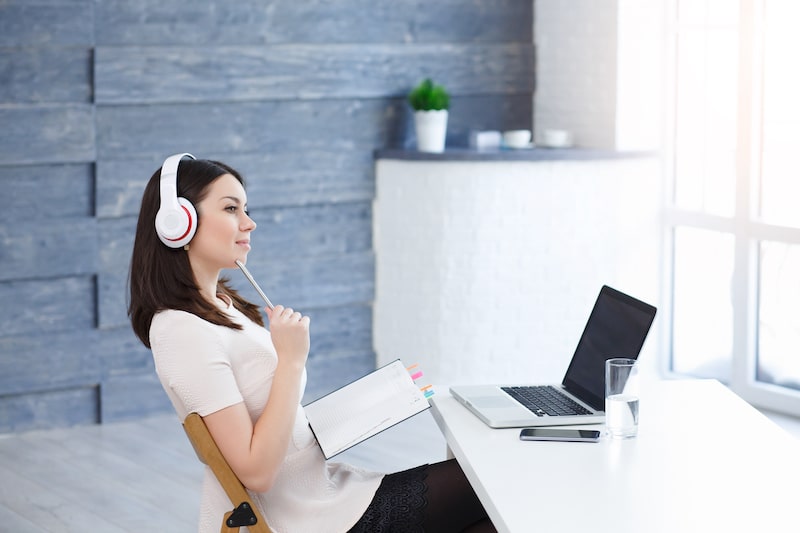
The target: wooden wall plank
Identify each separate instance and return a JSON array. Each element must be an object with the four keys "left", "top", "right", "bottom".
[
  {"left": 97, "top": 202, "right": 372, "bottom": 325},
  {"left": 306, "top": 304, "right": 373, "bottom": 359},
  {"left": 100, "top": 374, "right": 172, "bottom": 423},
  {"left": 95, "top": 100, "right": 377, "bottom": 158},
  {"left": 97, "top": 272, "right": 130, "bottom": 331},
  {"left": 96, "top": 217, "right": 135, "bottom": 274},
  {"left": 98, "top": 250, "right": 374, "bottom": 329},
  {"left": 97, "top": 328, "right": 156, "bottom": 376},
  {"left": 95, "top": 43, "right": 534, "bottom": 104},
  {"left": 98, "top": 202, "right": 374, "bottom": 273},
  {"left": 0, "top": 386, "right": 99, "bottom": 433},
  {"left": 94, "top": 93, "right": 531, "bottom": 218},
  {"left": 0, "top": 105, "right": 95, "bottom": 165},
  {"left": 88, "top": 304, "right": 374, "bottom": 402},
  {"left": 0, "top": 0, "right": 94, "bottom": 47},
  {"left": 0, "top": 217, "right": 97, "bottom": 281},
  {"left": 96, "top": 150, "right": 374, "bottom": 217},
  {"left": 96, "top": 0, "right": 532, "bottom": 46},
  {"left": 239, "top": 251, "right": 375, "bottom": 308},
  {"left": 250, "top": 202, "right": 373, "bottom": 256},
  {"left": 0, "top": 164, "right": 93, "bottom": 218},
  {"left": 0, "top": 48, "right": 92, "bottom": 103},
  {"left": 95, "top": 95, "right": 532, "bottom": 160},
  {"left": 0, "top": 276, "right": 95, "bottom": 337},
  {"left": 0, "top": 331, "right": 102, "bottom": 395},
  {"left": 0, "top": 327, "right": 151, "bottom": 396}
]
